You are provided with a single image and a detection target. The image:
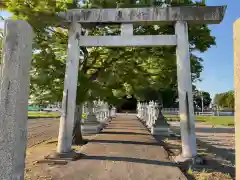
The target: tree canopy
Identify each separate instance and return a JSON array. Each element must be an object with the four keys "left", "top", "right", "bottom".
[
  {"left": 193, "top": 90, "right": 212, "bottom": 111},
  {"left": 214, "top": 90, "right": 234, "bottom": 109},
  {"left": 1, "top": 0, "right": 216, "bottom": 106}
]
